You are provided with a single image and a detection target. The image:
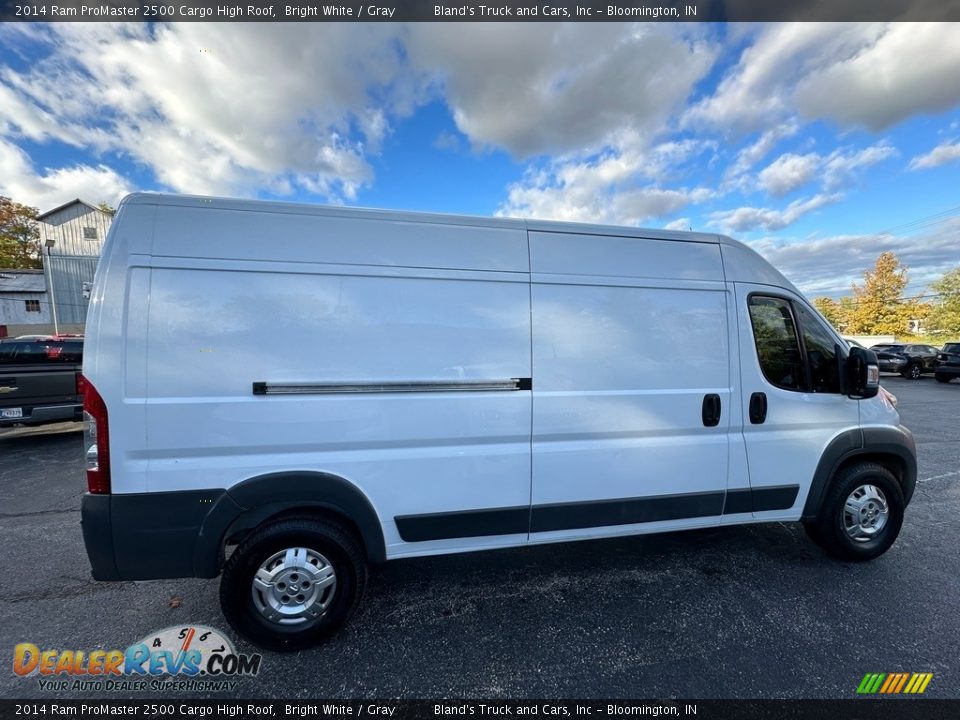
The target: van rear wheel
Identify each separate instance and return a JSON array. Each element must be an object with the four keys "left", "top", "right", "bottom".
[
  {"left": 220, "top": 516, "right": 367, "bottom": 651},
  {"left": 814, "top": 462, "right": 904, "bottom": 561}
]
